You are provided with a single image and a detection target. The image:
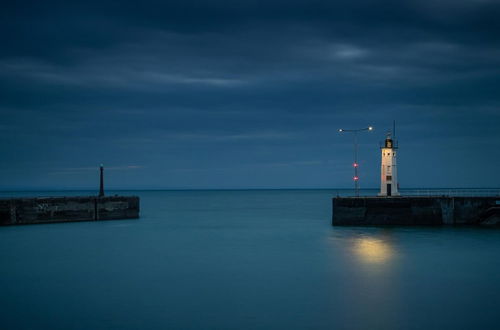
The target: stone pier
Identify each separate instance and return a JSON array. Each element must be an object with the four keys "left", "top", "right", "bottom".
[
  {"left": 332, "top": 196, "right": 500, "bottom": 226},
  {"left": 0, "top": 196, "right": 139, "bottom": 226}
]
